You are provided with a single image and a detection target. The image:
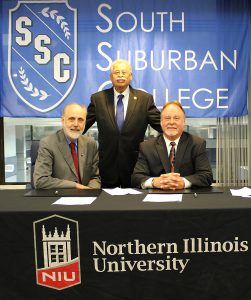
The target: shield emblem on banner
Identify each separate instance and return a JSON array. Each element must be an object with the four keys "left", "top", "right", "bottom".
[
  {"left": 33, "top": 215, "right": 81, "bottom": 290},
  {"left": 8, "top": 0, "right": 77, "bottom": 112}
]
